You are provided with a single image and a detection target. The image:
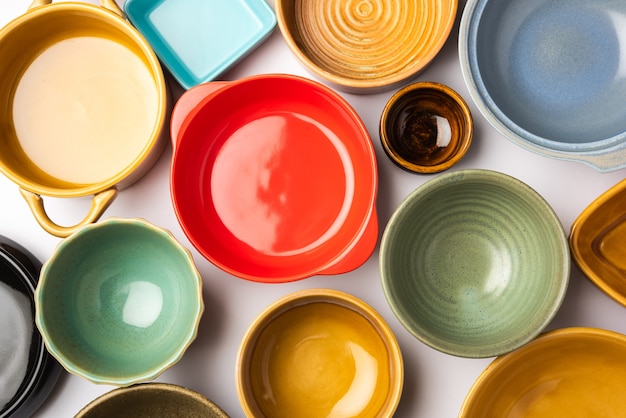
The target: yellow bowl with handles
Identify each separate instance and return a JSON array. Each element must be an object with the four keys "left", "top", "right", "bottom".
[{"left": 0, "top": 0, "right": 168, "bottom": 237}]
